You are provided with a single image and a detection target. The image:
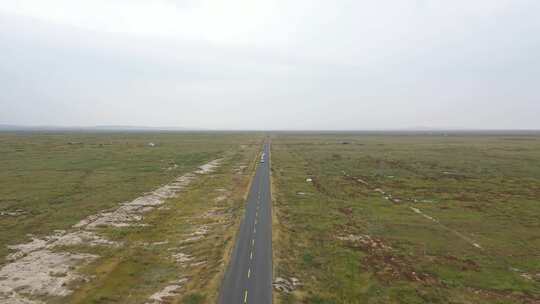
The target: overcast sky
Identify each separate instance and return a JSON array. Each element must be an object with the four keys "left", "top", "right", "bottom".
[{"left": 1, "top": 0, "right": 539, "bottom": 130}]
